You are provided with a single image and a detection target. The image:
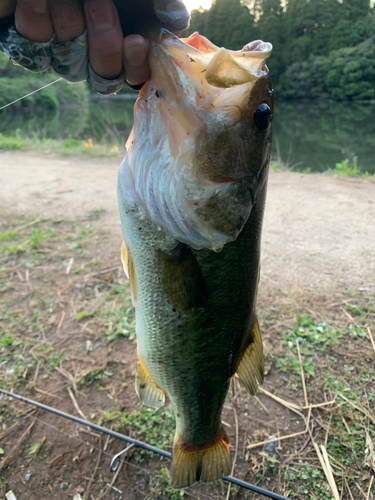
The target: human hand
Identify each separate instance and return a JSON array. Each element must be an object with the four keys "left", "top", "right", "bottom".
[{"left": 0, "top": 0, "right": 151, "bottom": 88}]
